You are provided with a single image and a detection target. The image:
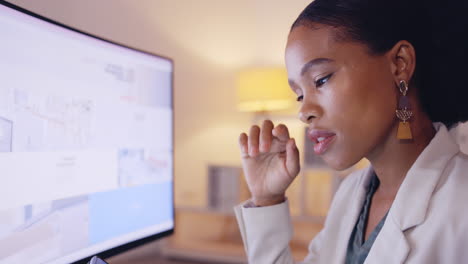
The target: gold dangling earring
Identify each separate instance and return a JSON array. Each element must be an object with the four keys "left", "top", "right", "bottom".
[{"left": 396, "top": 80, "right": 413, "bottom": 140}]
